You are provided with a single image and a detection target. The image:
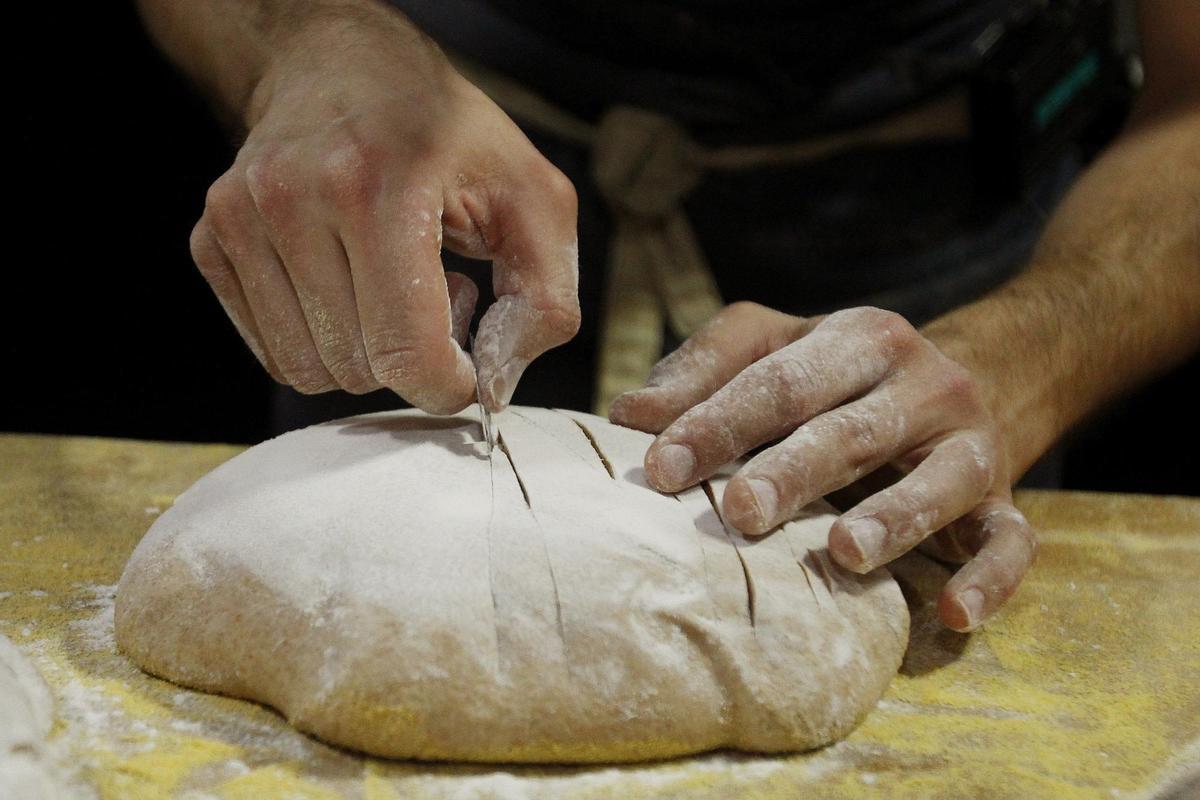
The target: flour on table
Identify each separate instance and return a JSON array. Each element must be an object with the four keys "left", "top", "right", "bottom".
[{"left": 68, "top": 585, "right": 117, "bottom": 655}]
